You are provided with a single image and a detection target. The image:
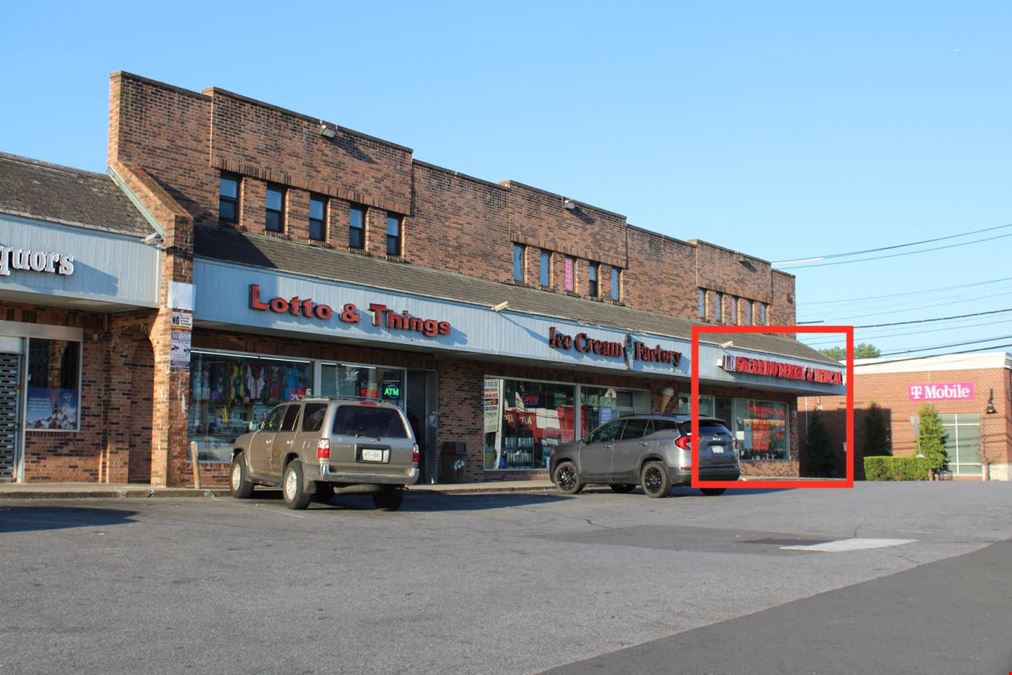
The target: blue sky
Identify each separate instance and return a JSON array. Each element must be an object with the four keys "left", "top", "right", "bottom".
[{"left": 3, "top": 1, "right": 1010, "bottom": 358}]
